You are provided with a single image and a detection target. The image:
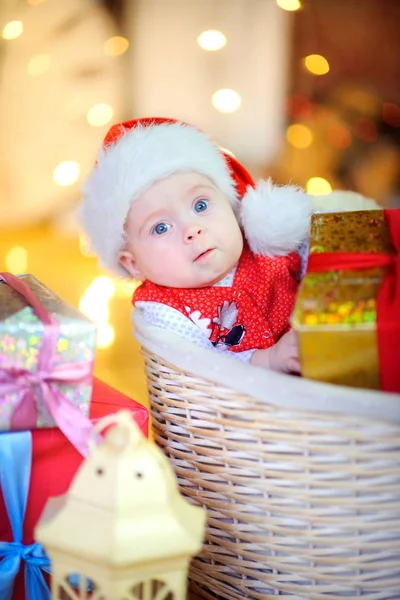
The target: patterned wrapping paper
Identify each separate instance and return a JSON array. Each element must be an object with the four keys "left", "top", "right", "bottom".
[
  {"left": 0, "top": 274, "right": 96, "bottom": 429},
  {"left": 291, "top": 210, "right": 394, "bottom": 389}
]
